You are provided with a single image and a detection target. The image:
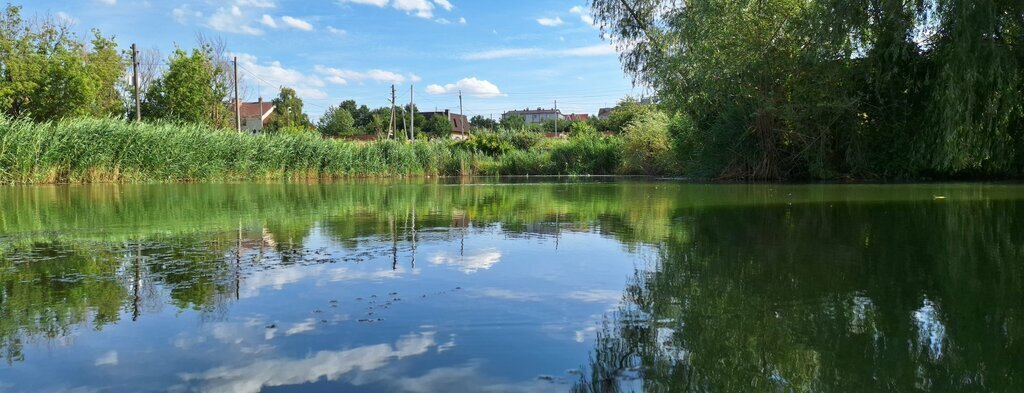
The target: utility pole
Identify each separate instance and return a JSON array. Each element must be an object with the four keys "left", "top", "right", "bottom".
[
  {"left": 233, "top": 56, "right": 241, "bottom": 132},
  {"left": 554, "top": 99, "right": 558, "bottom": 136},
  {"left": 389, "top": 84, "right": 396, "bottom": 140},
  {"left": 409, "top": 84, "right": 415, "bottom": 141},
  {"left": 459, "top": 90, "right": 465, "bottom": 136},
  {"left": 132, "top": 43, "right": 140, "bottom": 122}
]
